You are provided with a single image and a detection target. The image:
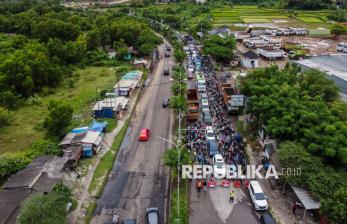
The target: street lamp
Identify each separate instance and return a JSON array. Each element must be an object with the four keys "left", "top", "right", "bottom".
[{"left": 155, "top": 136, "right": 204, "bottom": 223}]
